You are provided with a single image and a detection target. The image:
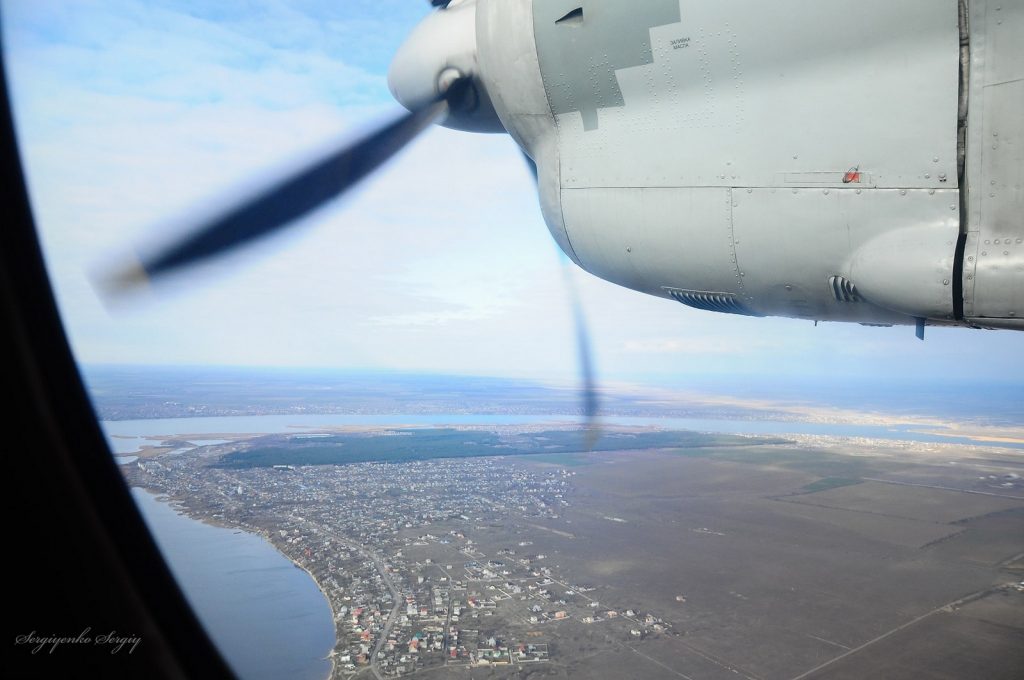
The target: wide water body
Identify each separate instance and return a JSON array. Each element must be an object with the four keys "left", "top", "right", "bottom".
[
  {"left": 132, "top": 489, "right": 334, "bottom": 680},
  {"left": 103, "top": 412, "right": 1022, "bottom": 454}
]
